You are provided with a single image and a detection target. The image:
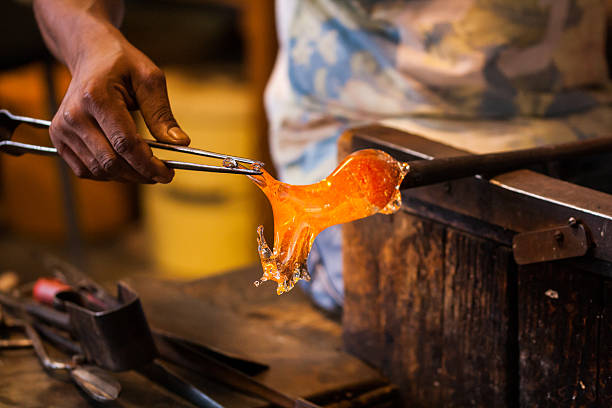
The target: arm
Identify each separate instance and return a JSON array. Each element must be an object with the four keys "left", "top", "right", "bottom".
[{"left": 33, "top": 0, "right": 190, "bottom": 183}]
